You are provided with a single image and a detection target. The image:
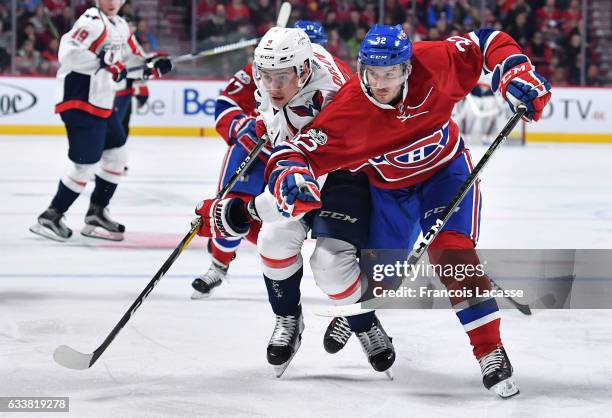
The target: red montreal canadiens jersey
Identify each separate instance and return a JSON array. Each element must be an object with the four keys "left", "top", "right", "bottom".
[
  {"left": 215, "top": 63, "right": 257, "bottom": 145},
  {"left": 268, "top": 31, "right": 521, "bottom": 189}
]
